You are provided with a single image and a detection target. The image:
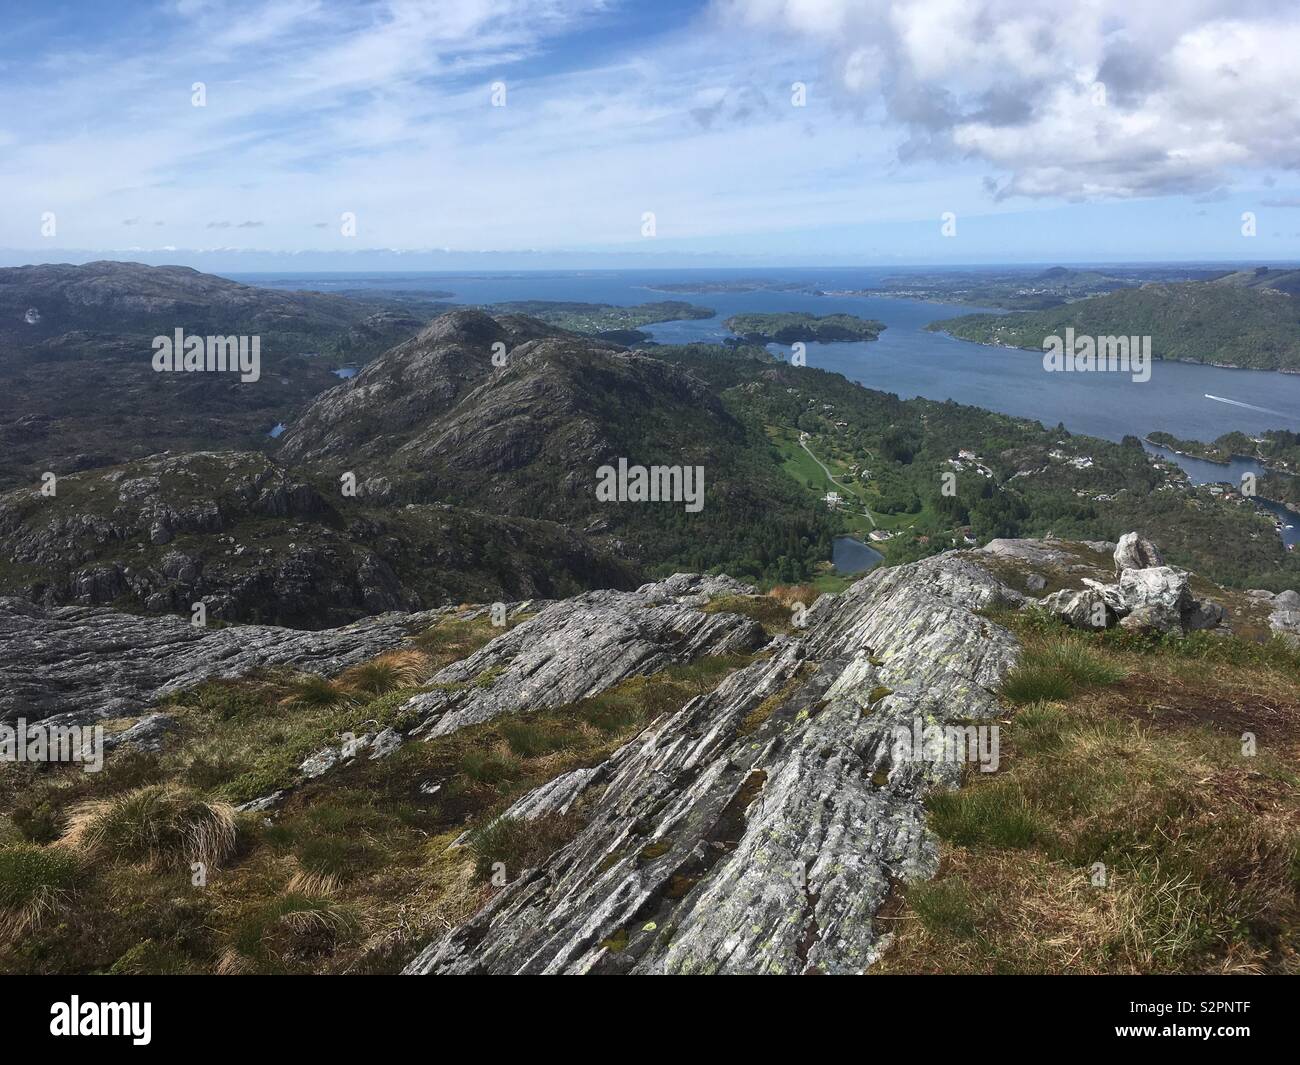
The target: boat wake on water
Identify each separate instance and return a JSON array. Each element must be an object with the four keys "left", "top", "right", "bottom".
[{"left": 1203, "top": 393, "right": 1290, "bottom": 417}]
